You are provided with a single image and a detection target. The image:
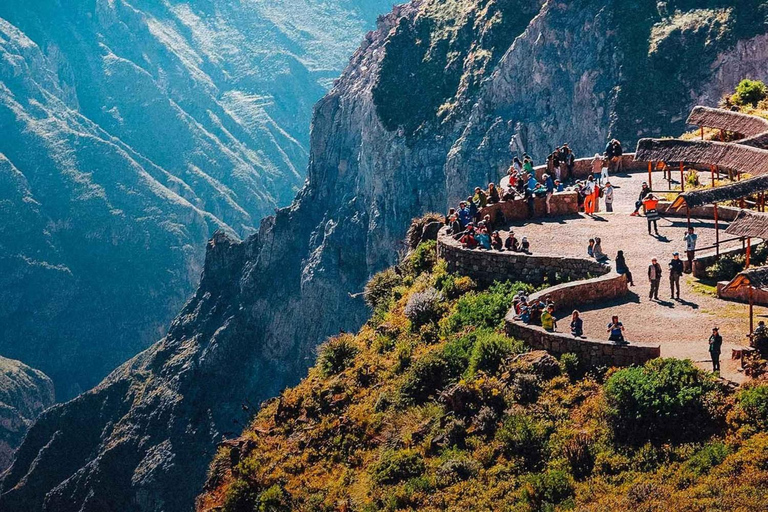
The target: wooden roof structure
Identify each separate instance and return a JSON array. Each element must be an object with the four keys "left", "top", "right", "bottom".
[
  {"left": 721, "top": 266, "right": 768, "bottom": 293},
  {"left": 670, "top": 176, "right": 768, "bottom": 209},
  {"left": 724, "top": 210, "right": 768, "bottom": 239},
  {"left": 687, "top": 106, "right": 768, "bottom": 137},
  {"left": 635, "top": 138, "right": 768, "bottom": 176}
]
